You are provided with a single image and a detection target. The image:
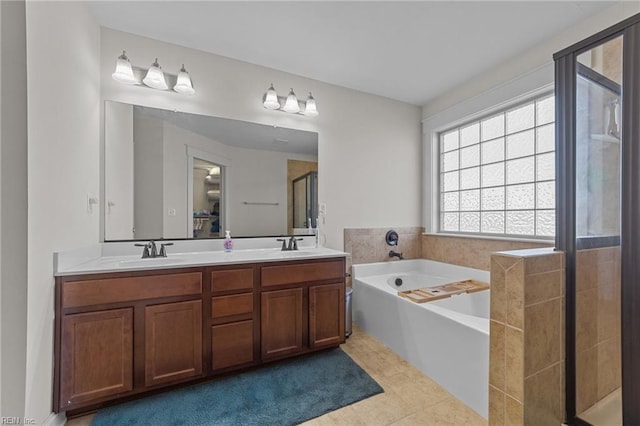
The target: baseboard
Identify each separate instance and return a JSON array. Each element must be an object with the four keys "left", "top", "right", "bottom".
[{"left": 43, "top": 412, "right": 66, "bottom": 426}]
